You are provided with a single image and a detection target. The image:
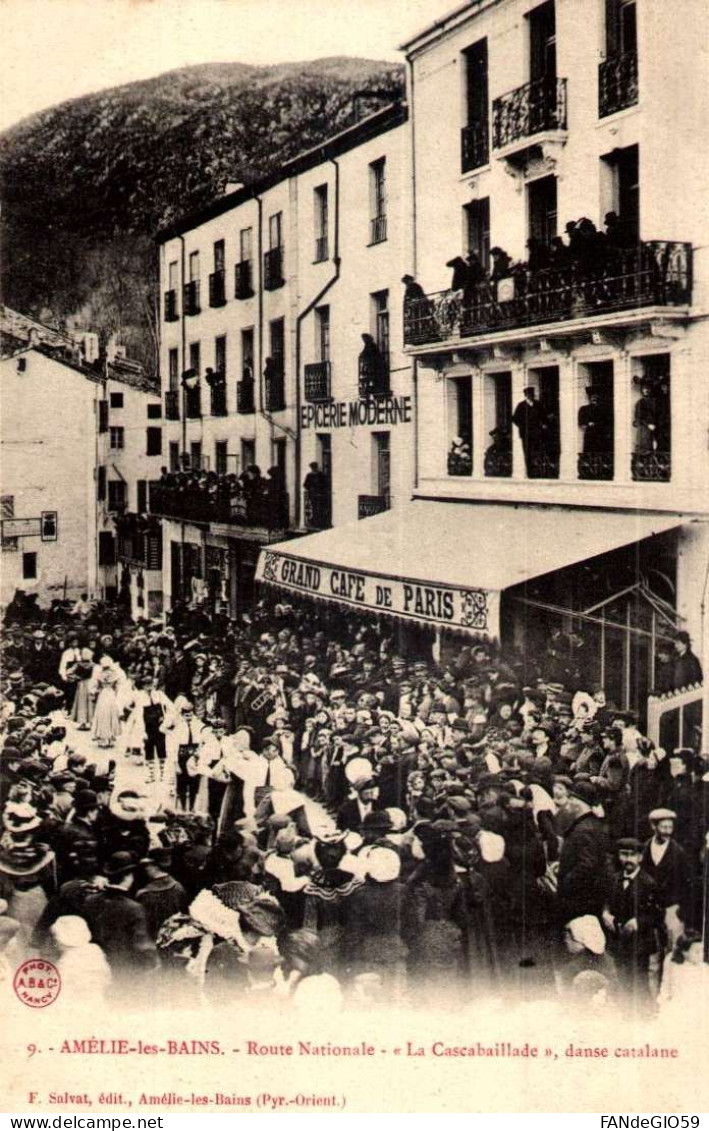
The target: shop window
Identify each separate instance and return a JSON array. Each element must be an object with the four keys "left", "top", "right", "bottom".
[
  {"left": 22, "top": 552, "right": 37, "bottom": 580},
  {"left": 483, "top": 372, "right": 513, "bottom": 477},
  {"left": 447, "top": 376, "right": 473, "bottom": 476},
  {"left": 513, "top": 368, "right": 560, "bottom": 478},
  {"left": 631, "top": 355, "right": 671, "bottom": 481},
  {"left": 577, "top": 361, "right": 615, "bottom": 480}
]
